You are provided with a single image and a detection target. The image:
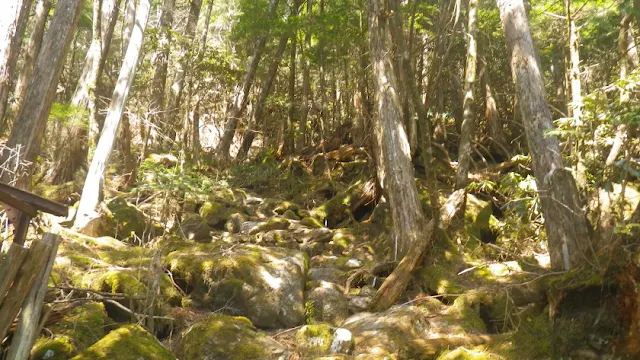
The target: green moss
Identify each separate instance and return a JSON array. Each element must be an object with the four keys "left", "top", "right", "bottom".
[
  {"left": 199, "top": 201, "right": 228, "bottom": 228},
  {"left": 105, "top": 197, "right": 149, "bottom": 241},
  {"left": 436, "top": 347, "right": 495, "bottom": 360},
  {"left": 446, "top": 296, "right": 488, "bottom": 334},
  {"left": 31, "top": 302, "right": 114, "bottom": 359},
  {"left": 296, "top": 324, "right": 333, "bottom": 356},
  {"left": 78, "top": 269, "right": 147, "bottom": 297},
  {"left": 301, "top": 216, "right": 325, "bottom": 228},
  {"left": 505, "top": 309, "right": 552, "bottom": 359},
  {"left": 305, "top": 301, "right": 317, "bottom": 324},
  {"left": 274, "top": 201, "right": 300, "bottom": 215},
  {"left": 177, "top": 315, "right": 277, "bottom": 360},
  {"left": 283, "top": 209, "right": 300, "bottom": 220},
  {"left": 31, "top": 335, "right": 76, "bottom": 360},
  {"left": 71, "top": 324, "right": 175, "bottom": 360}
]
